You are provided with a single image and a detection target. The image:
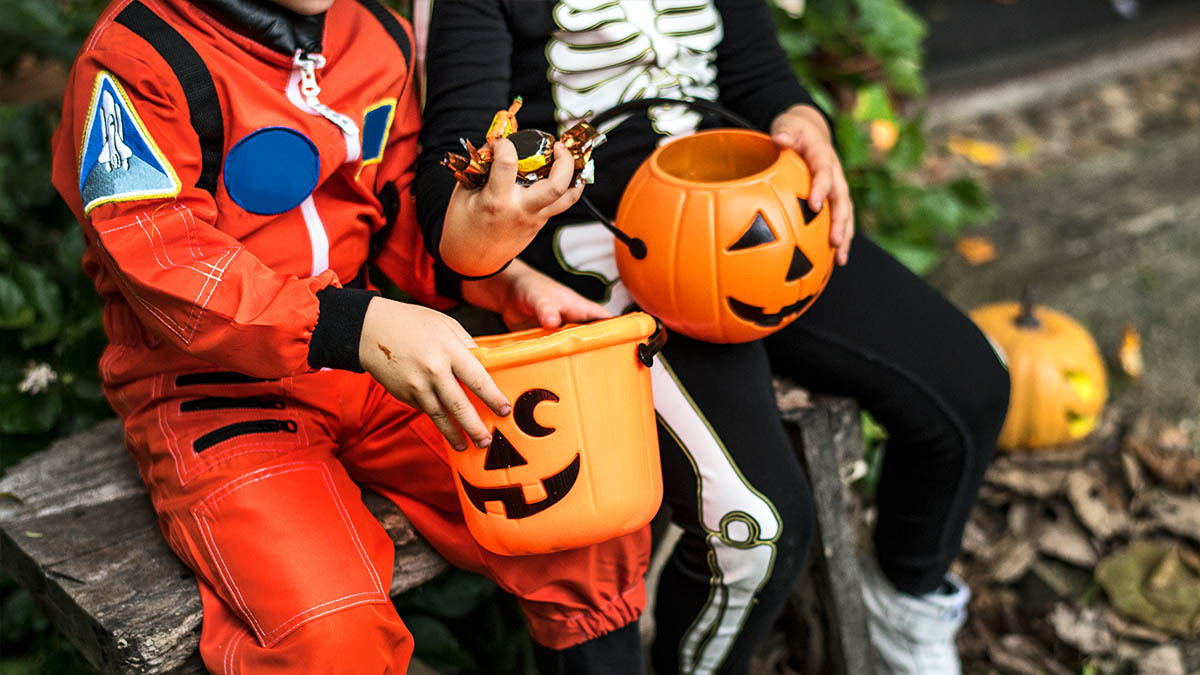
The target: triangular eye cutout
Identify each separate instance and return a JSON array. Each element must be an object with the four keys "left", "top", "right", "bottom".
[
  {"left": 786, "top": 246, "right": 813, "bottom": 281},
  {"left": 798, "top": 198, "right": 819, "bottom": 225},
  {"left": 484, "top": 429, "right": 528, "bottom": 470},
  {"left": 728, "top": 212, "right": 776, "bottom": 251}
]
